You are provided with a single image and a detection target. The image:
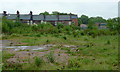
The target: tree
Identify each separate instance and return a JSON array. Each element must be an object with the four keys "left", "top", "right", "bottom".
[
  {"left": 40, "top": 11, "right": 49, "bottom": 15},
  {"left": 52, "top": 11, "right": 59, "bottom": 15},
  {"left": 78, "top": 18, "right": 82, "bottom": 26},
  {"left": 81, "top": 15, "right": 89, "bottom": 24},
  {"left": 107, "top": 18, "right": 119, "bottom": 31},
  {"left": 88, "top": 18, "right": 95, "bottom": 24},
  {"left": 88, "top": 17, "right": 106, "bottom": 24}
]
